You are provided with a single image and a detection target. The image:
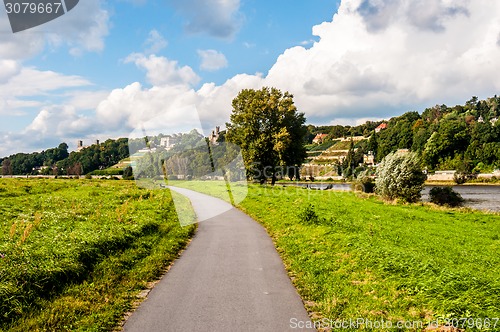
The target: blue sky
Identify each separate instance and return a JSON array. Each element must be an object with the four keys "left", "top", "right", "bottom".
[
  {"left": 26, "top": 0, "right": 339, "bottom": 89},
  {"left": 1, "top": 0, "right": 500, "bottom": 156}
]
